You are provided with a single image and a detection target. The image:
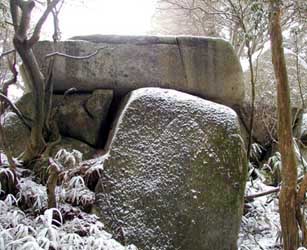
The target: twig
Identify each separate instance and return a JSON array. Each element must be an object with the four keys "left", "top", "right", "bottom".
[
  {"left": 245, "top": 186, "right": 280, "bottom": 200},
  {"left": 45, "top": 47, "right": 106, "bottom": 60},
  {"left": 0, "top": 93, "right": 32, "bottom": 129},
  {"left": 1, "top": 51, "right": 18, "bottom": 96},
  {"left": 297, "top": 173, "right": 307, "bottom": 205},
  {"left": 0, "top": 49, "right": 16, "bottom": 60},
  {"left": 294, "top": 31, "right": 305, "bottom": 109},
  {"left": 246, "top": 174, "right": 307, "bottom": 201},
  {"left": 28, "top": 0, "right": 61, "bottom": 46},
  {"left": 296, "top": 205, "right": 307, "bottom": 246}
]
